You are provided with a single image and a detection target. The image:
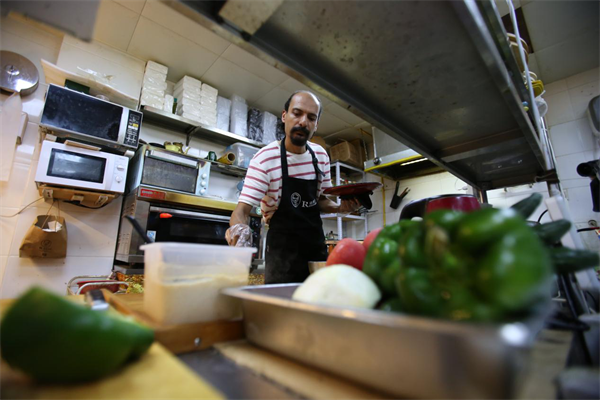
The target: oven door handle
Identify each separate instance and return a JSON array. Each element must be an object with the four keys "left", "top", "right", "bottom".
[{"left": 149, "top": 206, "right": 231, "bottom": 222}]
